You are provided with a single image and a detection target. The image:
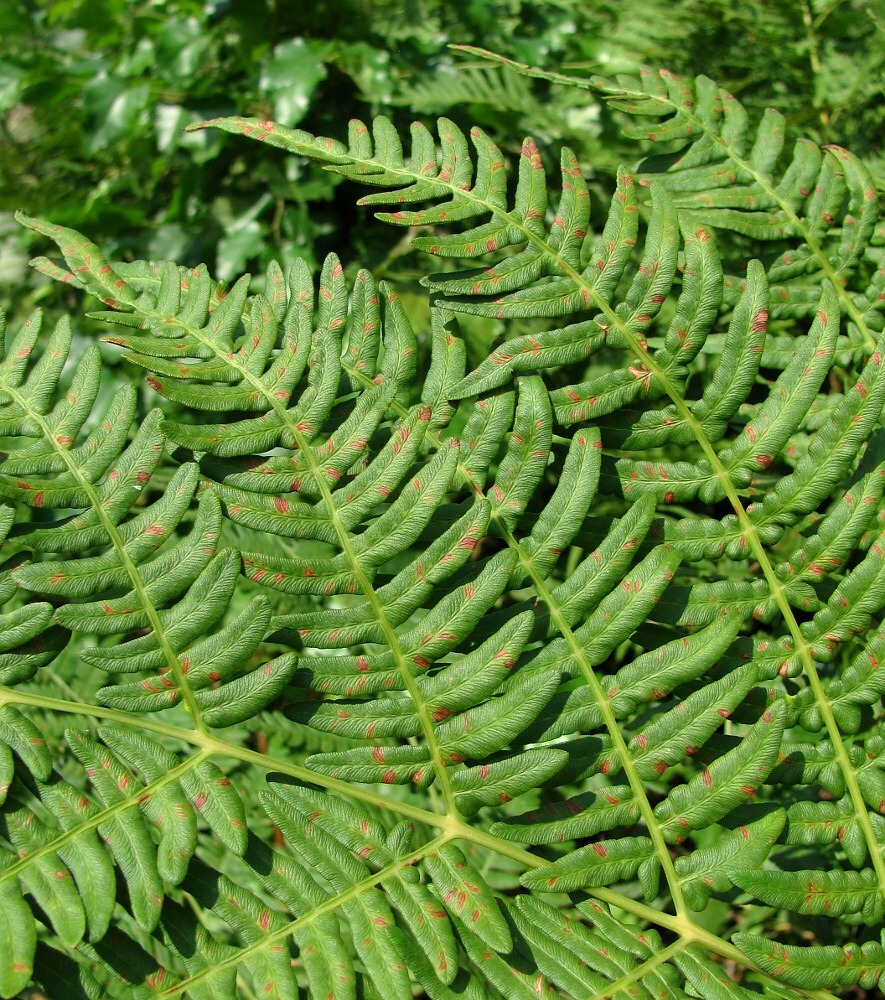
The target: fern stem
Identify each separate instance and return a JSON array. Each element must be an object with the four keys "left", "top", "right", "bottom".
[
  {"left": 0, "top": 379, "right": 208, "bottom": 733},
  {"left": 0, "top": 686, "right": 449, "bottom": 829},
  {"left": 0, "top": 688, "right": 200, "bottom": 743},
  {"left": 597, "top": 940, "right": 688, "bottom": 1000}
]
